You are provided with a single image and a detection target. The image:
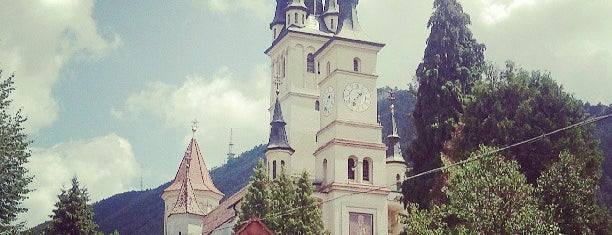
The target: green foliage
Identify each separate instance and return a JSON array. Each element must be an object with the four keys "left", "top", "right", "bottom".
[
  {"left": 236, "top": 161, "right": 324, "bottom": 234},
  {"left": 407, "top": 0, "right": 485, "bottom": 208},
  {"left": 0, "top": 70, "right": 32, "bottom": 233},
  {"left": 458, "top": 62, "right": 602, "bottom": 184},
  {"left": 47, "top": 177, "right": 99, "bottom": 235},
  {"left": 537, "top": 151, "right": 612, "bottom": 234},
  {"left": 584, "top": 103, "right": 612, "bottom": 211},
  {"left": 292, "top": 171, "right": 324, "bottom": 234},
  {"left": 236, "top": 159, "right": 272, "bottom": 231},
  {"left": 403, "top": 146, "right": 559, "bottom": 234}
]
